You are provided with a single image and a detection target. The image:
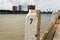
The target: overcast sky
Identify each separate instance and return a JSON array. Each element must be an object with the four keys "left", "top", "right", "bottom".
[{"left": 0, "top": 0, "right": 60, "bottom": 11}]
